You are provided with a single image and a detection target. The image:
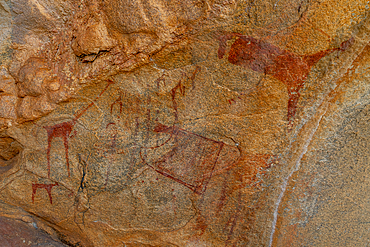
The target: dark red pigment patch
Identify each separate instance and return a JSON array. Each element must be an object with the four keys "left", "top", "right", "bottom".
[
  {"left": 218, "top": 33, "right": 353, "bottom": 126},
  {"left": 32, "top": 182, "right": 59, "bottom": 204},
  {"left": 43, "top": 79, "right": 114, "bottom": 178},
  {"left": 170, "top": 80, "right": 185, "bottom": 122}
]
